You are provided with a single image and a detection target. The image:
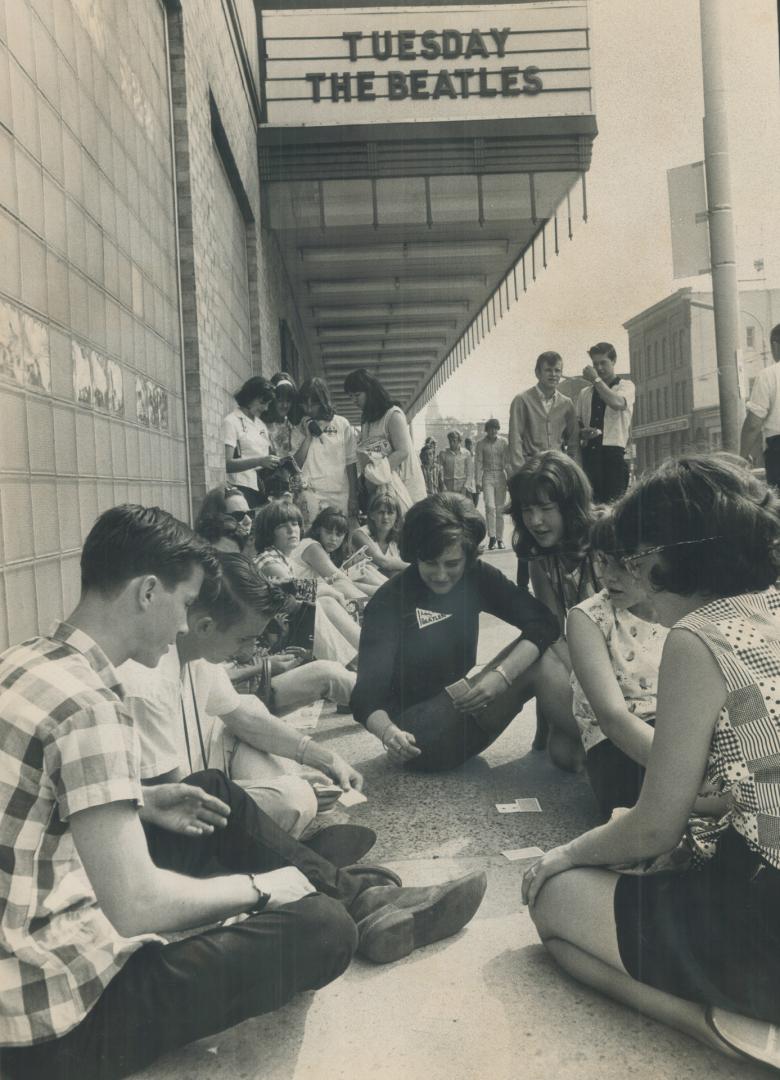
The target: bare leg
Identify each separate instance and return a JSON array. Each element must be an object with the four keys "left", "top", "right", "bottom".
[
  {"left": 532, "top": 867, "right": 740, "bottom": 1061},
  {"left": 533, "top": 646, "right": 584, "bottom": 773},
  {"left": 273, "top": 661, "right": 355, "bottom": 711},
  {"left": 313, "top": 596, "right": 361, "bottom": 665}
]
